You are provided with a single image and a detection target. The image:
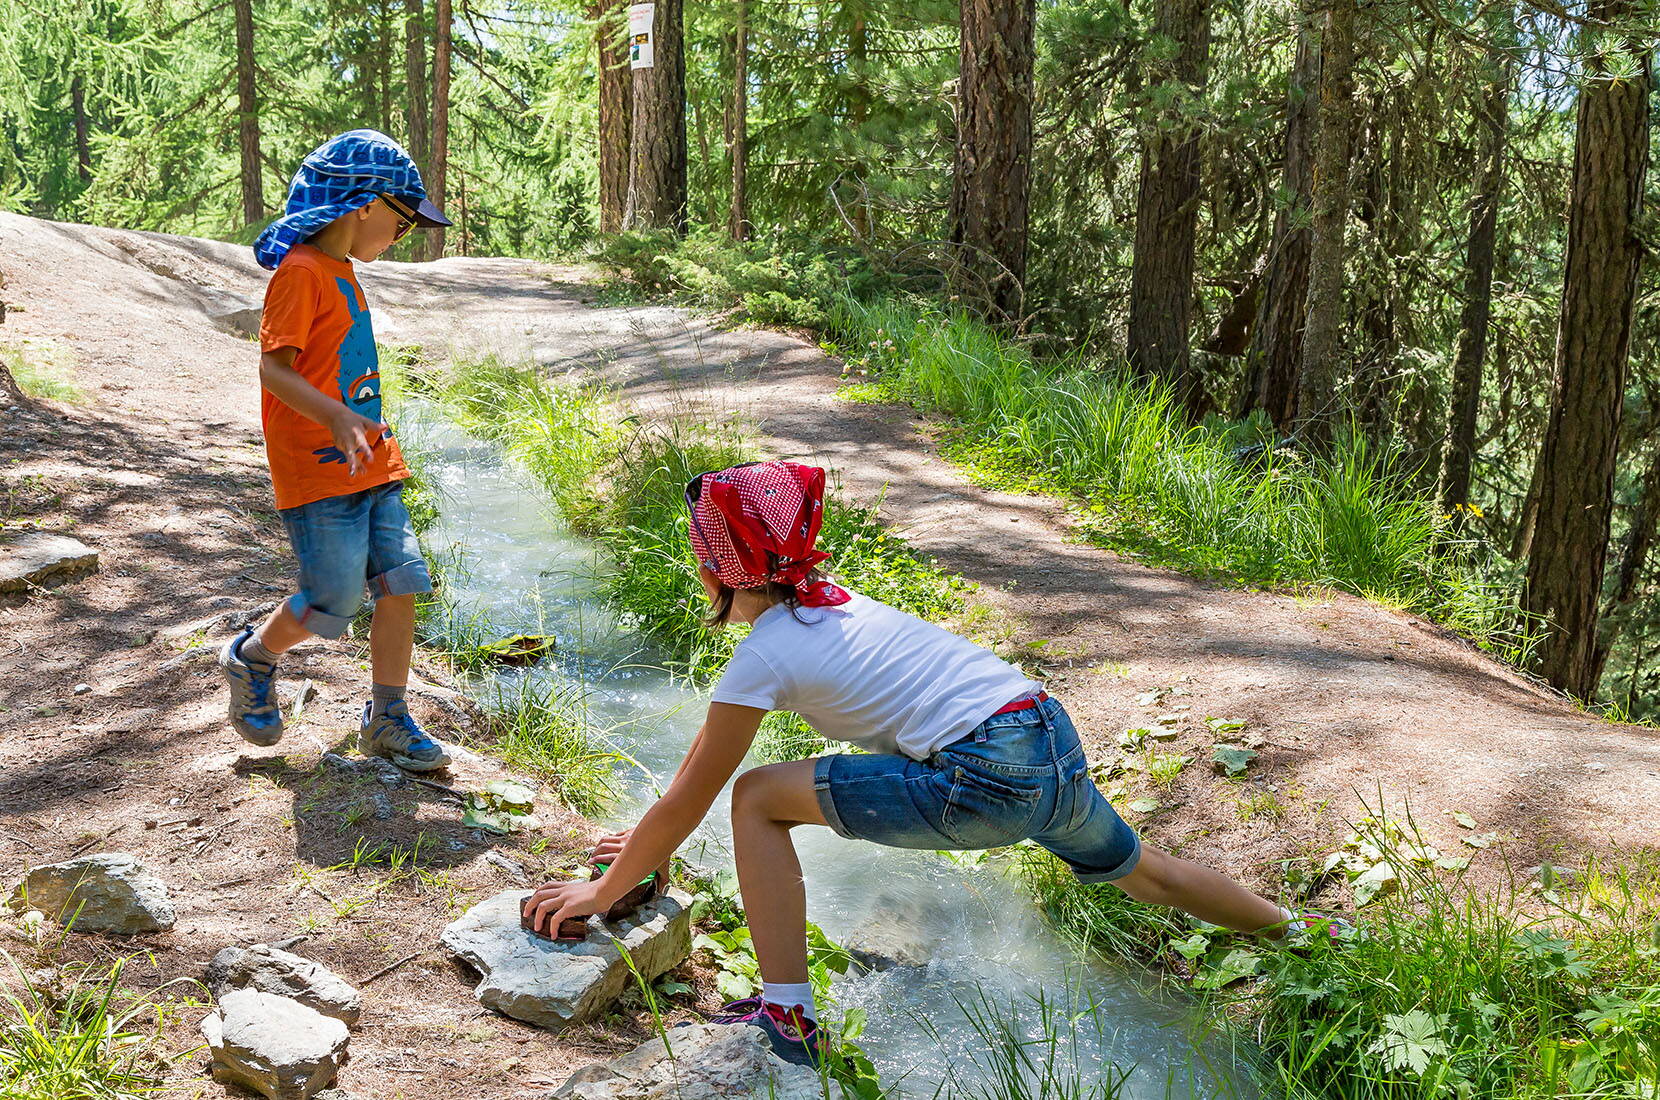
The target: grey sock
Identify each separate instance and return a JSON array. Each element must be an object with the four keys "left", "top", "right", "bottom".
[
  {"left": 238, "top": 633, "right": 280, "bottom": 669},
  {"left": 371, "top": 683, "right": 406, "bottom": 718}
]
